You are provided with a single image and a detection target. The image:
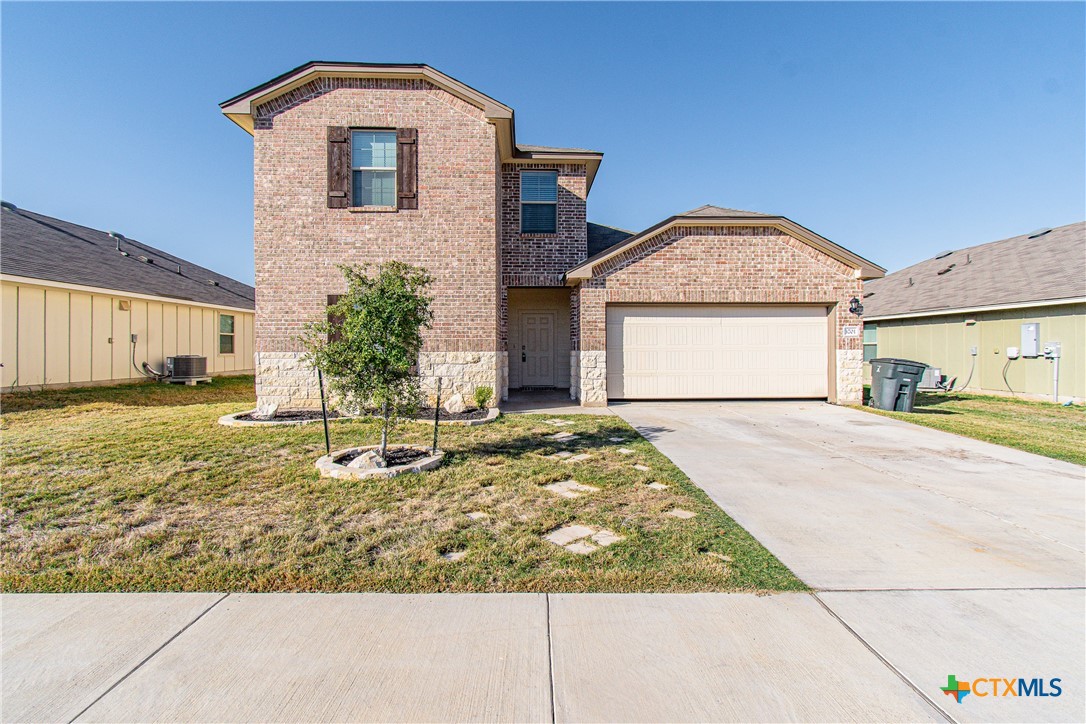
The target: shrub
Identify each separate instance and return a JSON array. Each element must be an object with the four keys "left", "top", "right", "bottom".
[{"left": 473, "top": 386, "right": 493, "bottom": 410}]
